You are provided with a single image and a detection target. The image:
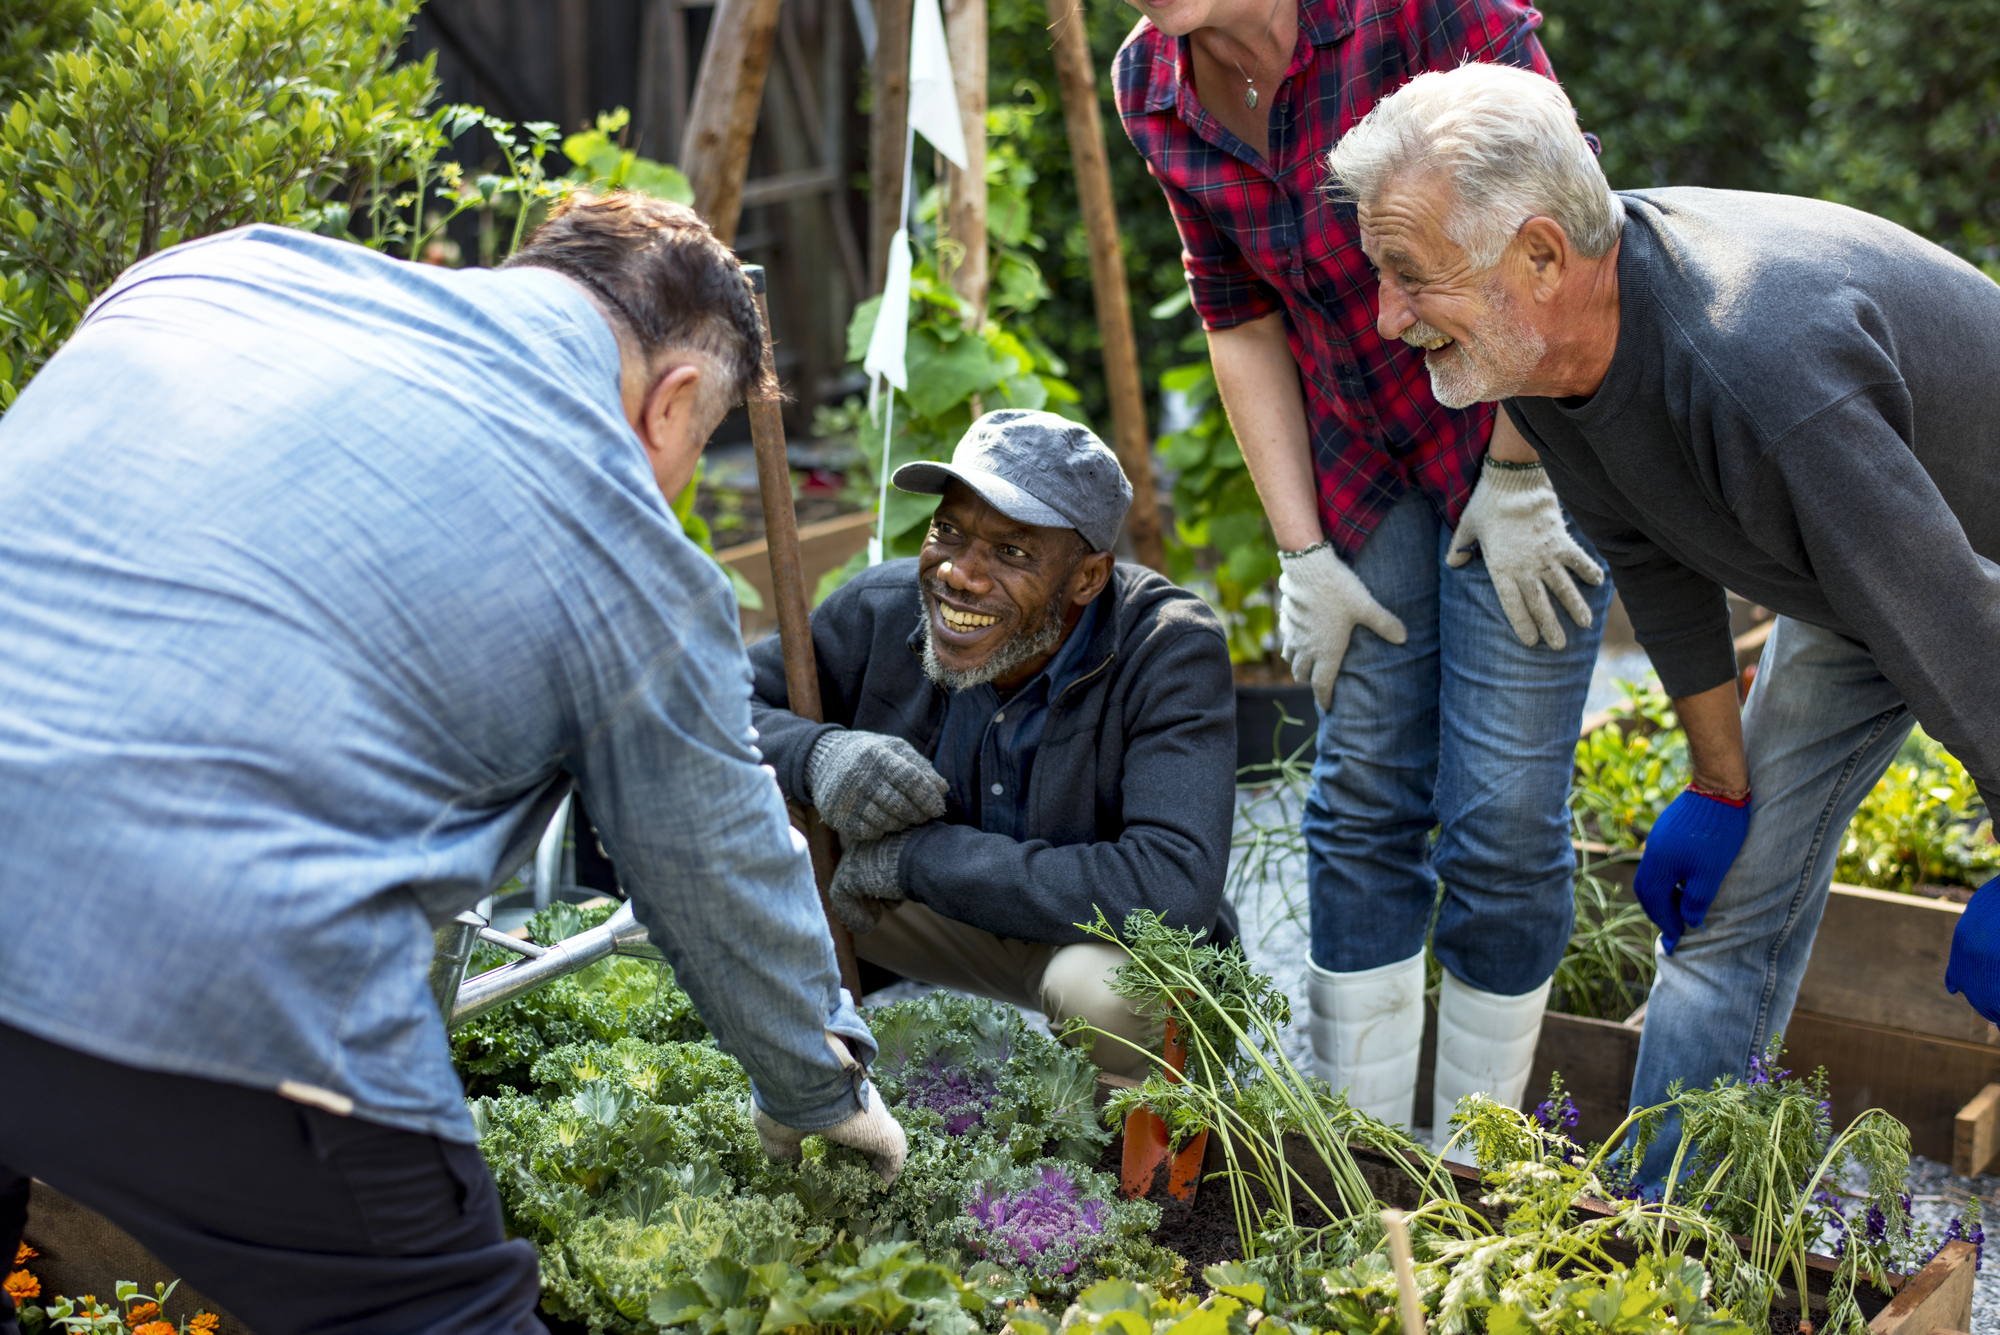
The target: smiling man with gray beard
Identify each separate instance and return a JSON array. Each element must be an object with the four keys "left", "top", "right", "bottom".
[
  {"left": 1333, "top": 60, "right": 2000, "bottom": 1185},
  {"left": 747, "top": 410, "right": 1238, "bottom": 1077}
]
